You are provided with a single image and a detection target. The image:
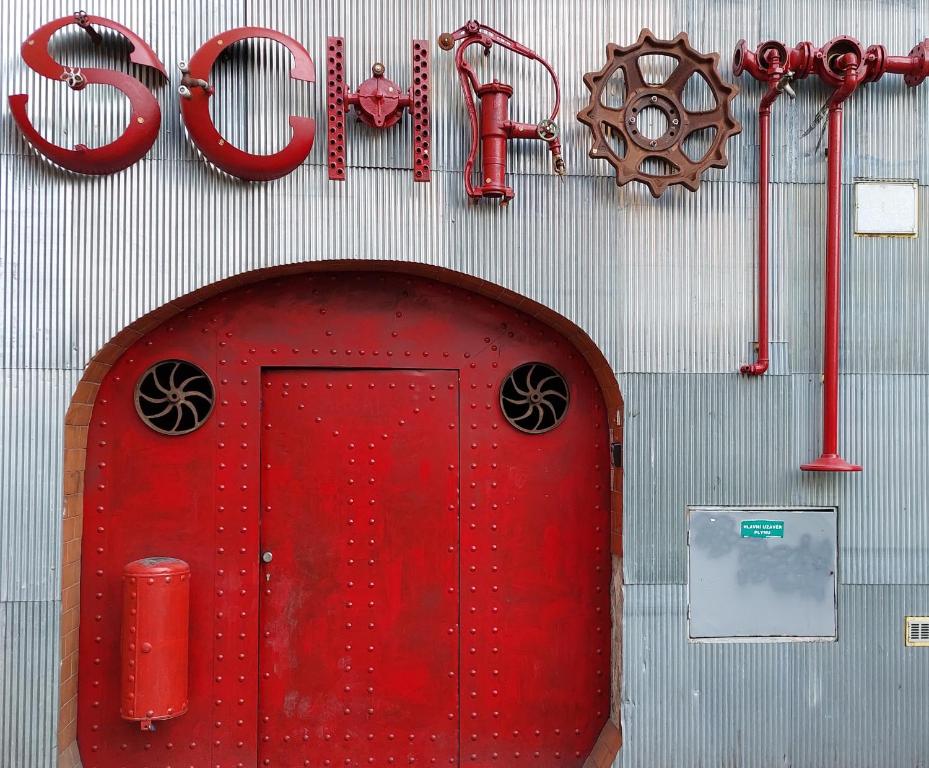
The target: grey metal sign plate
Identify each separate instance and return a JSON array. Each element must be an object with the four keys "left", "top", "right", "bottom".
[{"left": 687, "top": 507, "right": 838, "bottom": 641}]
